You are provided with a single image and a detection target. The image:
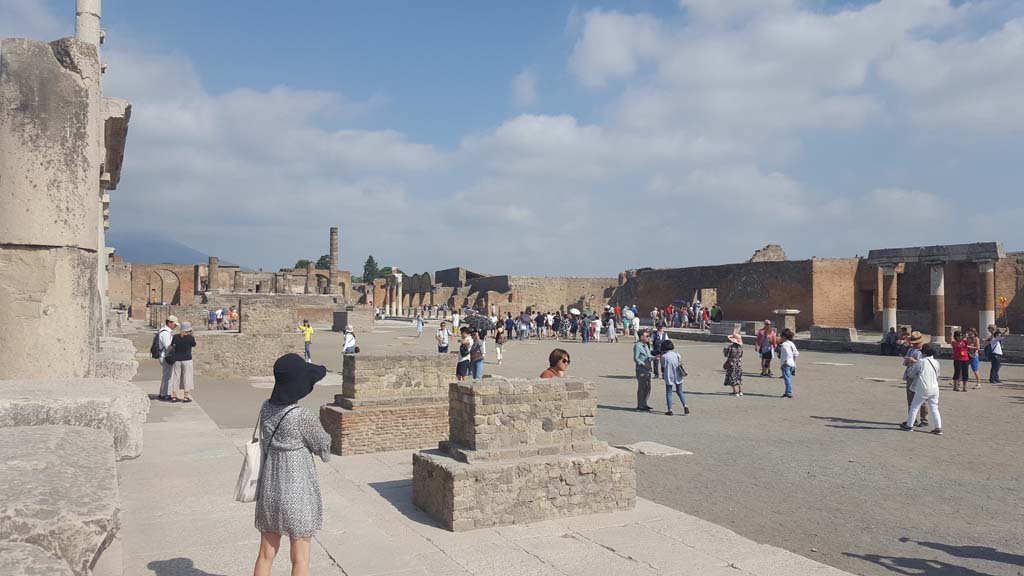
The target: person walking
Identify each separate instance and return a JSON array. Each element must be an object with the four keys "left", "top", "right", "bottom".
[
  {"left": 967, "top": 327, "right": 982, "bottom": 389},
  {"left": 606, "top": 315, "right": 617, "bottom": 343},
  {"left": 756, "top": 320, "right": 778, "bottom": 377},
  {"left": 157, "top": 315, "right": 179, "bottom": 401},
  {"left": 435, "top": 321, "right": 452, "bottom": 353},
  {"left": 170, "top": 322, "right": 197, "bottom": 403},
  {"left": 951, "top": 331, "right": 970, "bottom": 392},
  {"left": 651, "top": 324, "right": 668, "bottom": 378},
  {"left": 660, "top": 340, "right": 689, "bottom": 415},
  {"left": 778, "top": 328, "right": 799, "bottom": 398},
  {"left": 540, "top": 348, "right": 570, "bottom": 378},
  {"left": 986, "top": 326, "right": 1005, "bottom": 384},
  {"left": 899, "top": 344, "right": 944, "bottom": 435},
  {"left": 299, "top": 320, "right": 314, "bottom": 363},
  {"left": 723, "top": 333, "right": 744, "bottom": 396},
  {"left": 252, "top": 354, "right": 332, "bottom": 576},
  {"left": 903, "top": 331, "right": 928, "bottom": 427},
  {"left": 415, "top": 314, "right": 424, "bottom": 337},
  {"left": 633, "top": 330, "right": 654, "bottom": 411},
  {"left": 342, "top": 326, "right": 357, "bottom": 354},
  {"left": 494, "top": 324, "right": 507, "bottom": 365}
]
